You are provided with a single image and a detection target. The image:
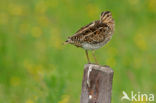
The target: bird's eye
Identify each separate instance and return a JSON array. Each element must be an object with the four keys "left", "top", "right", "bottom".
[{"left": 106, "top": 15, "right": 109, "bottom": 17}]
